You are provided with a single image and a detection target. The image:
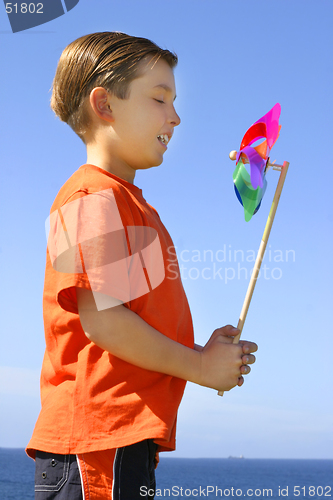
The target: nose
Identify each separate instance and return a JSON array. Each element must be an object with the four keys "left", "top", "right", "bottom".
[{"left": 169, "top": 106, "right": 181, "bottom": 127}]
